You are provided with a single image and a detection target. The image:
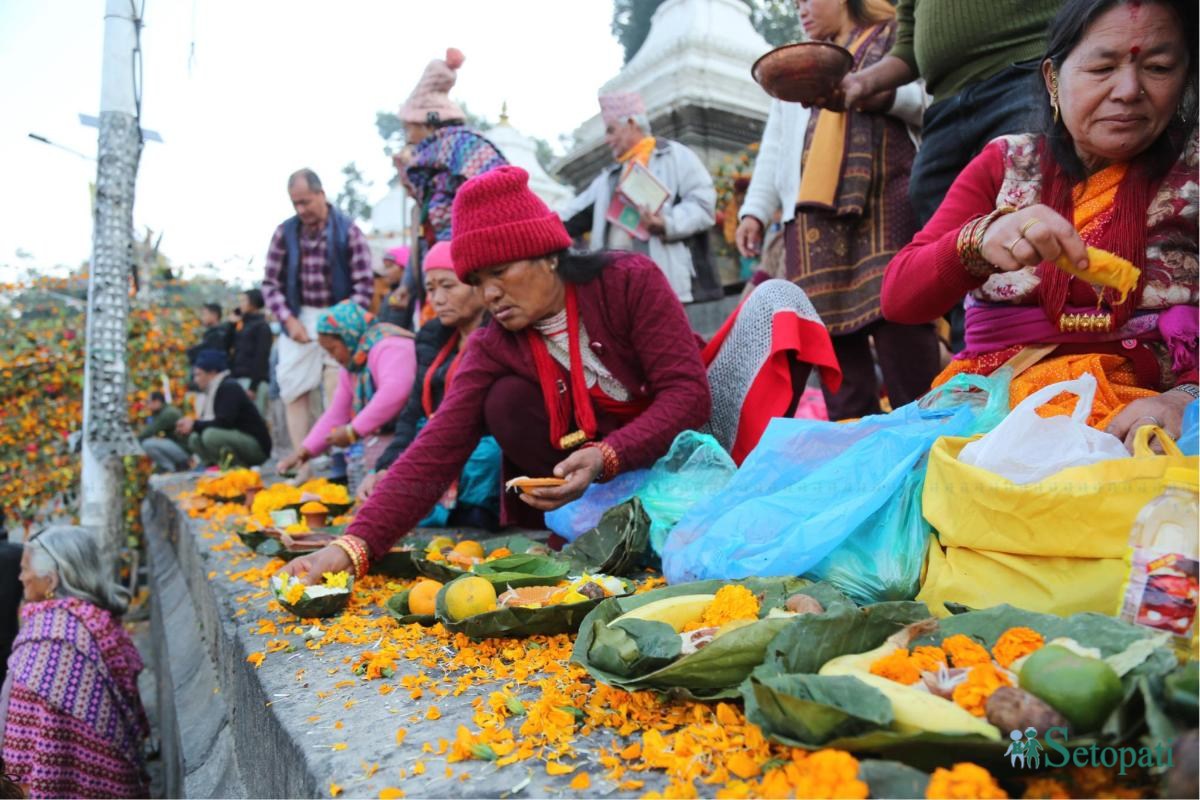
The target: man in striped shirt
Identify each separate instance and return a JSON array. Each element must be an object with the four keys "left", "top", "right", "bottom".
[{"left": 261, "top": 168, "right": 373, "bottom": 472}]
